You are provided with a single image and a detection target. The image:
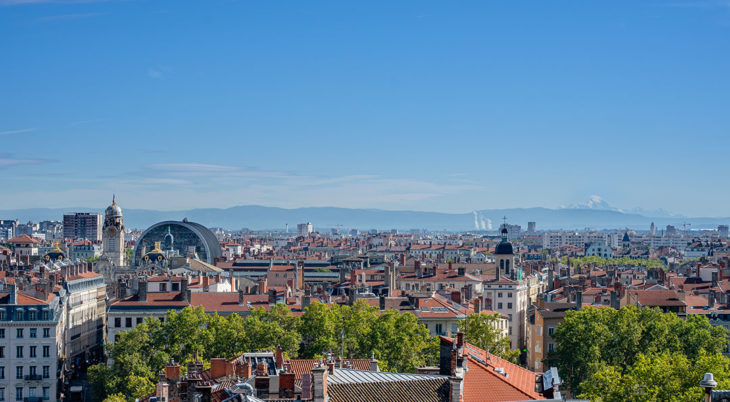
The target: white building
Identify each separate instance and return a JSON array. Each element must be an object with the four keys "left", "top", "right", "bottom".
[
  {"left": 585, "top": 241, "right": 613, "bottom": 258},
  {"left": 0, "top": 284, "right": 65, "bottom": 402},
  {"left": 297, "top": 223, "right": 313, "bottom": 237},
  {"left": 542, "top": 232, "right": 619, "bottom": 249}
]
